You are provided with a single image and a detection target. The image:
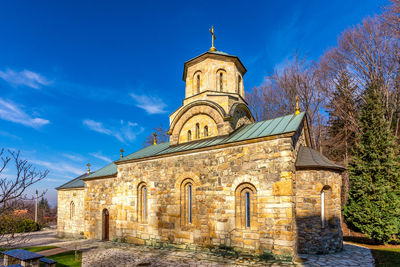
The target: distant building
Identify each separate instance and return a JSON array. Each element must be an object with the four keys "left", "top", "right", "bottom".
[
  {"left": 13, "top": 209, "right": 28, "bottom": 216},
  {"left": 57, "top": 39, "right": 345, "bottom": 255}
]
